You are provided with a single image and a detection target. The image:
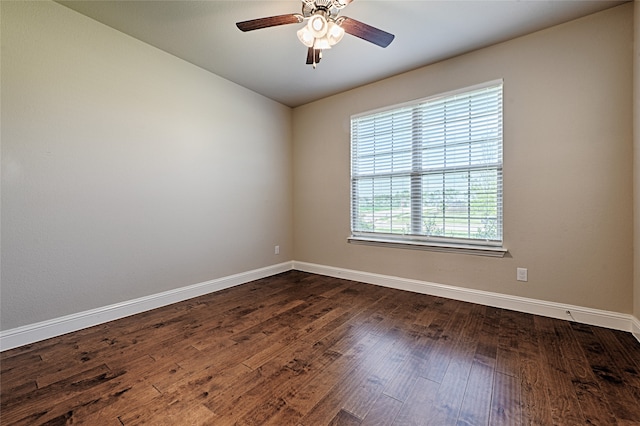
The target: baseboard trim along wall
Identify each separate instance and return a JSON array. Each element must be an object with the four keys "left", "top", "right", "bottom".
[
  {"left": 633, "top": 317, "right": 640, "bottom": 343},
  {"left": 2, "top": 260, "right": 639, "bottom": 351},
  {"left": 0, "top": 262, "right": 292, "bottom": 352}
]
